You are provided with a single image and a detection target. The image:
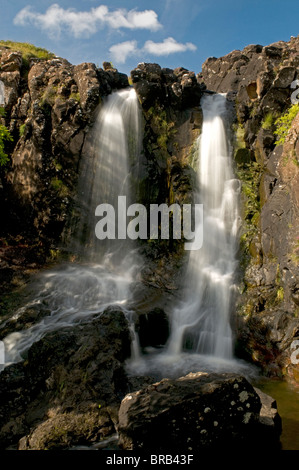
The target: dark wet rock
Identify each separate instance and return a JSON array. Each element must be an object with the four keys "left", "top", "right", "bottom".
[
  {"left": 254, "top": 387, "right": 282, "bottom": 436},
  {"left": 131, "top": 62, "right": 203, "bottom": 110},
  {"left": 130, "top": 63, "right": 203, "bottom": 276},
  {"left": 135, "top": 307, "right": 170, "bottom": 348},
  {"left": 0, "top": 305, "right": 132, "bottom": 449},
  {"left": 118, "top": 372, "right": 282, "bottom": 451}
]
